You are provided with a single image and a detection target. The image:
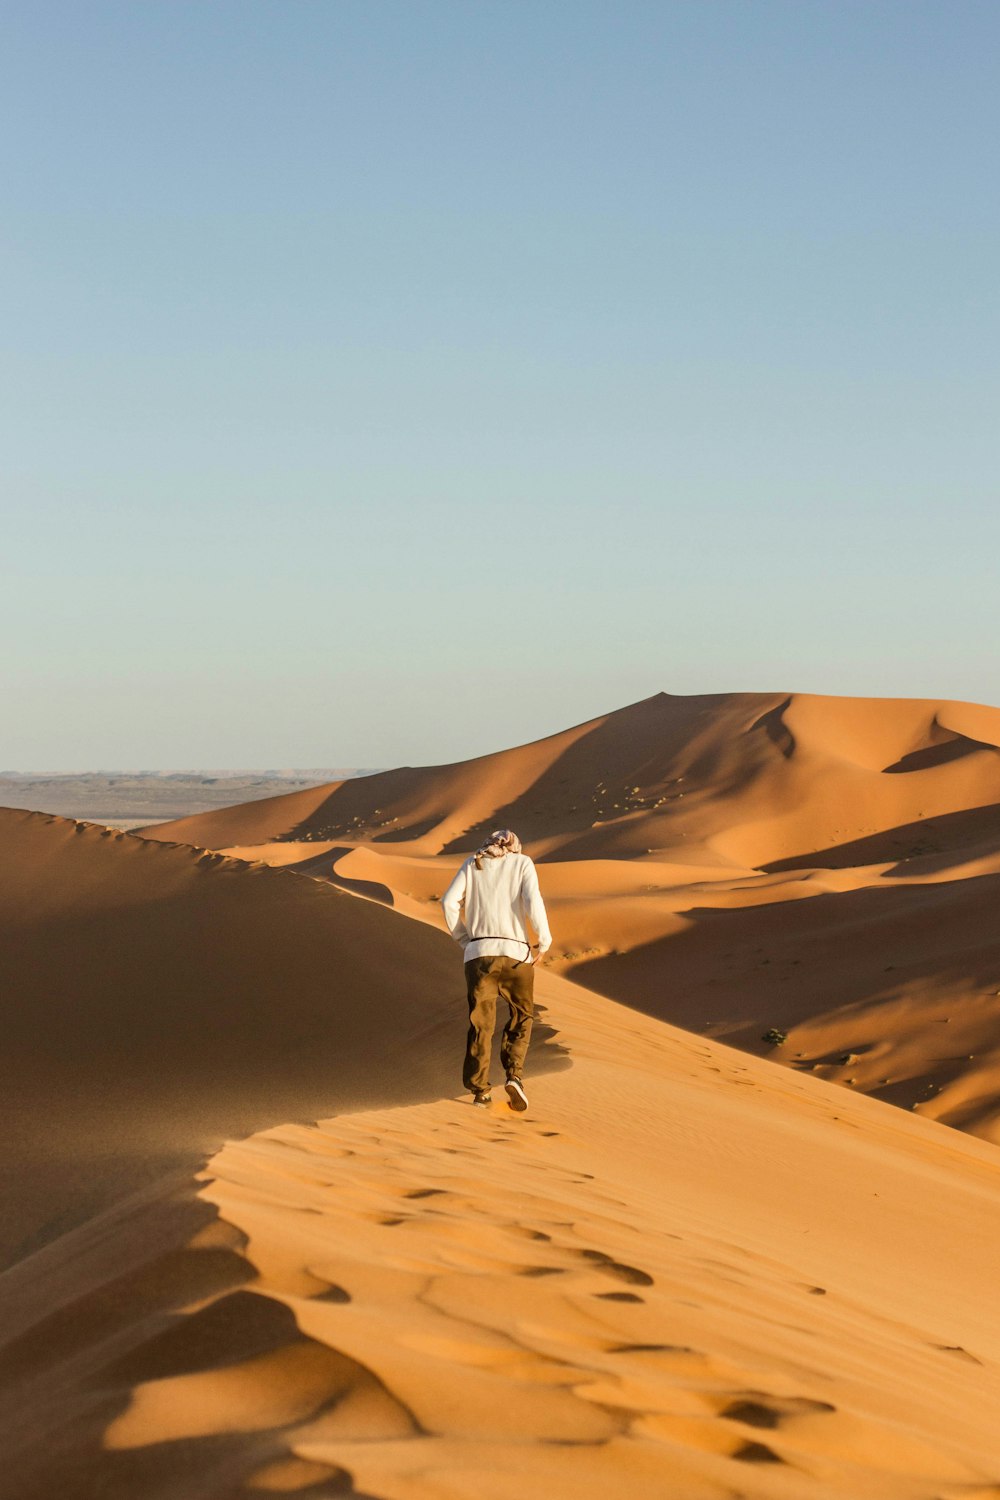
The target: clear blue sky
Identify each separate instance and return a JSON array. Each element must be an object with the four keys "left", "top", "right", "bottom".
[{"left": 2, "top": 0, "right": 997, "bottom": 769}]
